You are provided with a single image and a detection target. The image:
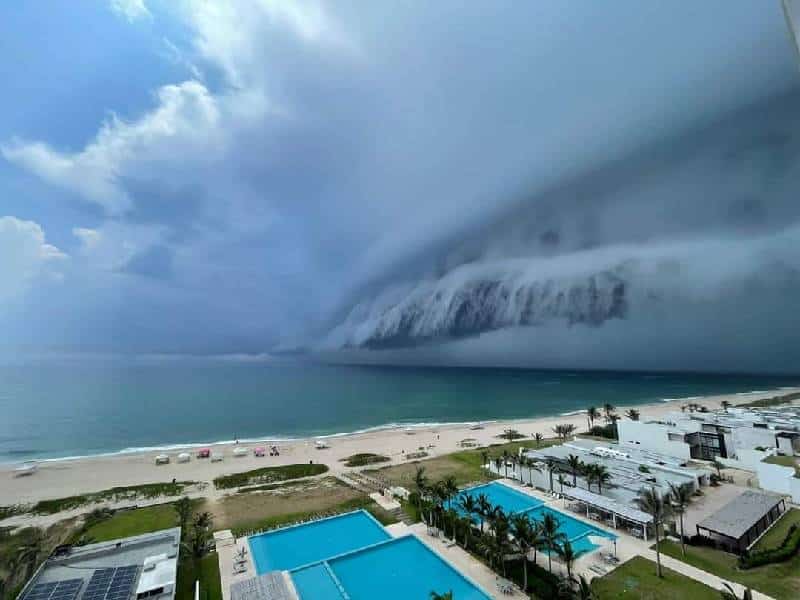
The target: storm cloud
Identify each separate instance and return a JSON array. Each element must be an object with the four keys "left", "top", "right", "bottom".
[{"left": 1, "top": 1, "right": 799, "bottom": 371}]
